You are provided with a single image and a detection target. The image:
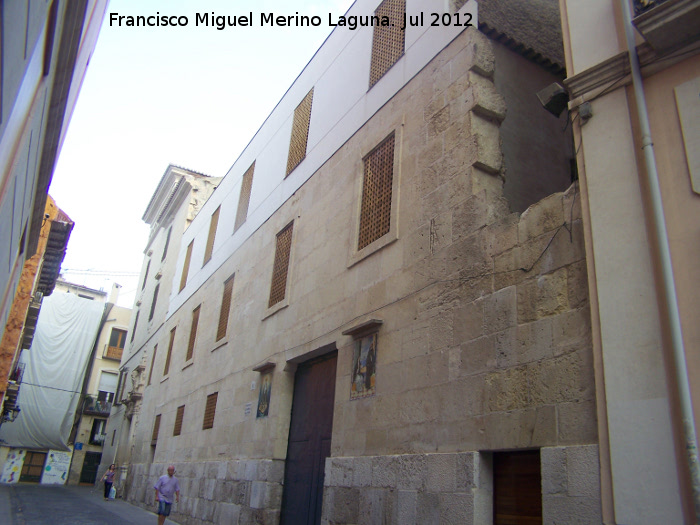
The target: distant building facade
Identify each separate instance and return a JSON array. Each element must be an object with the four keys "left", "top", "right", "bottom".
[{"left": 114, "top": 1, "right": 604, "bottom": 523}]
